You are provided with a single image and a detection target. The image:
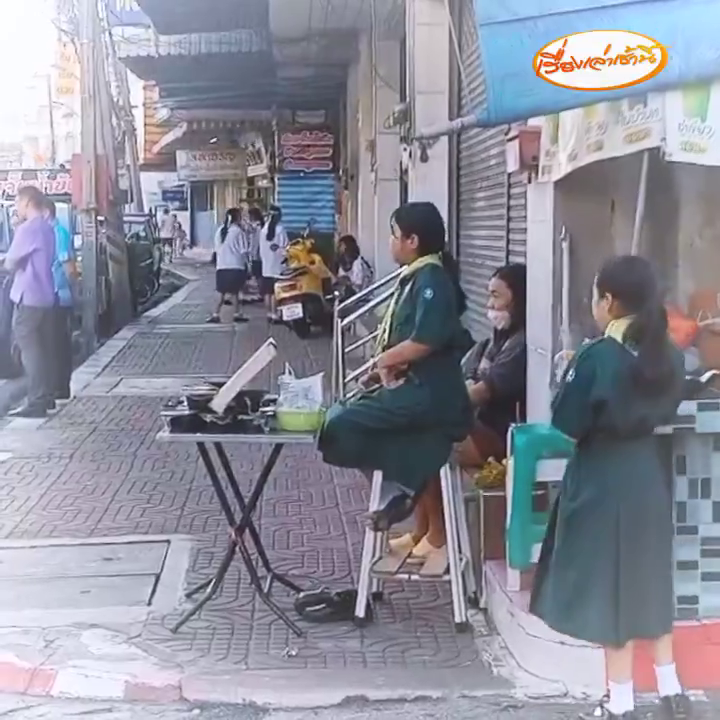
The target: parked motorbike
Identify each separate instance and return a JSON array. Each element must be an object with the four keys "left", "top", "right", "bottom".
[{"left": 274, "top": 221, "right": 334, "bottom": 338}]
